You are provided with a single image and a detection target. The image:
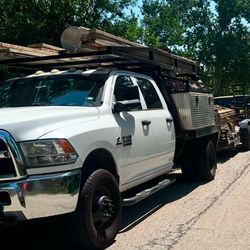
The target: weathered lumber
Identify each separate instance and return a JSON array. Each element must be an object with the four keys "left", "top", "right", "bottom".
[
  {"left": 60, "top": 26, "right": 195, "bottom": 74},
  {"left": 27, "top": 43, "right": 65, "bottom": 53},
  {"left": 0, "top": 26, "right": 196, "bottom": 75},
  {"left": 0, "top": 42, "right": 63, "bottom": 61},
  {"left": 61, "top": 26, "right": 146, "bottom": 52}
]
